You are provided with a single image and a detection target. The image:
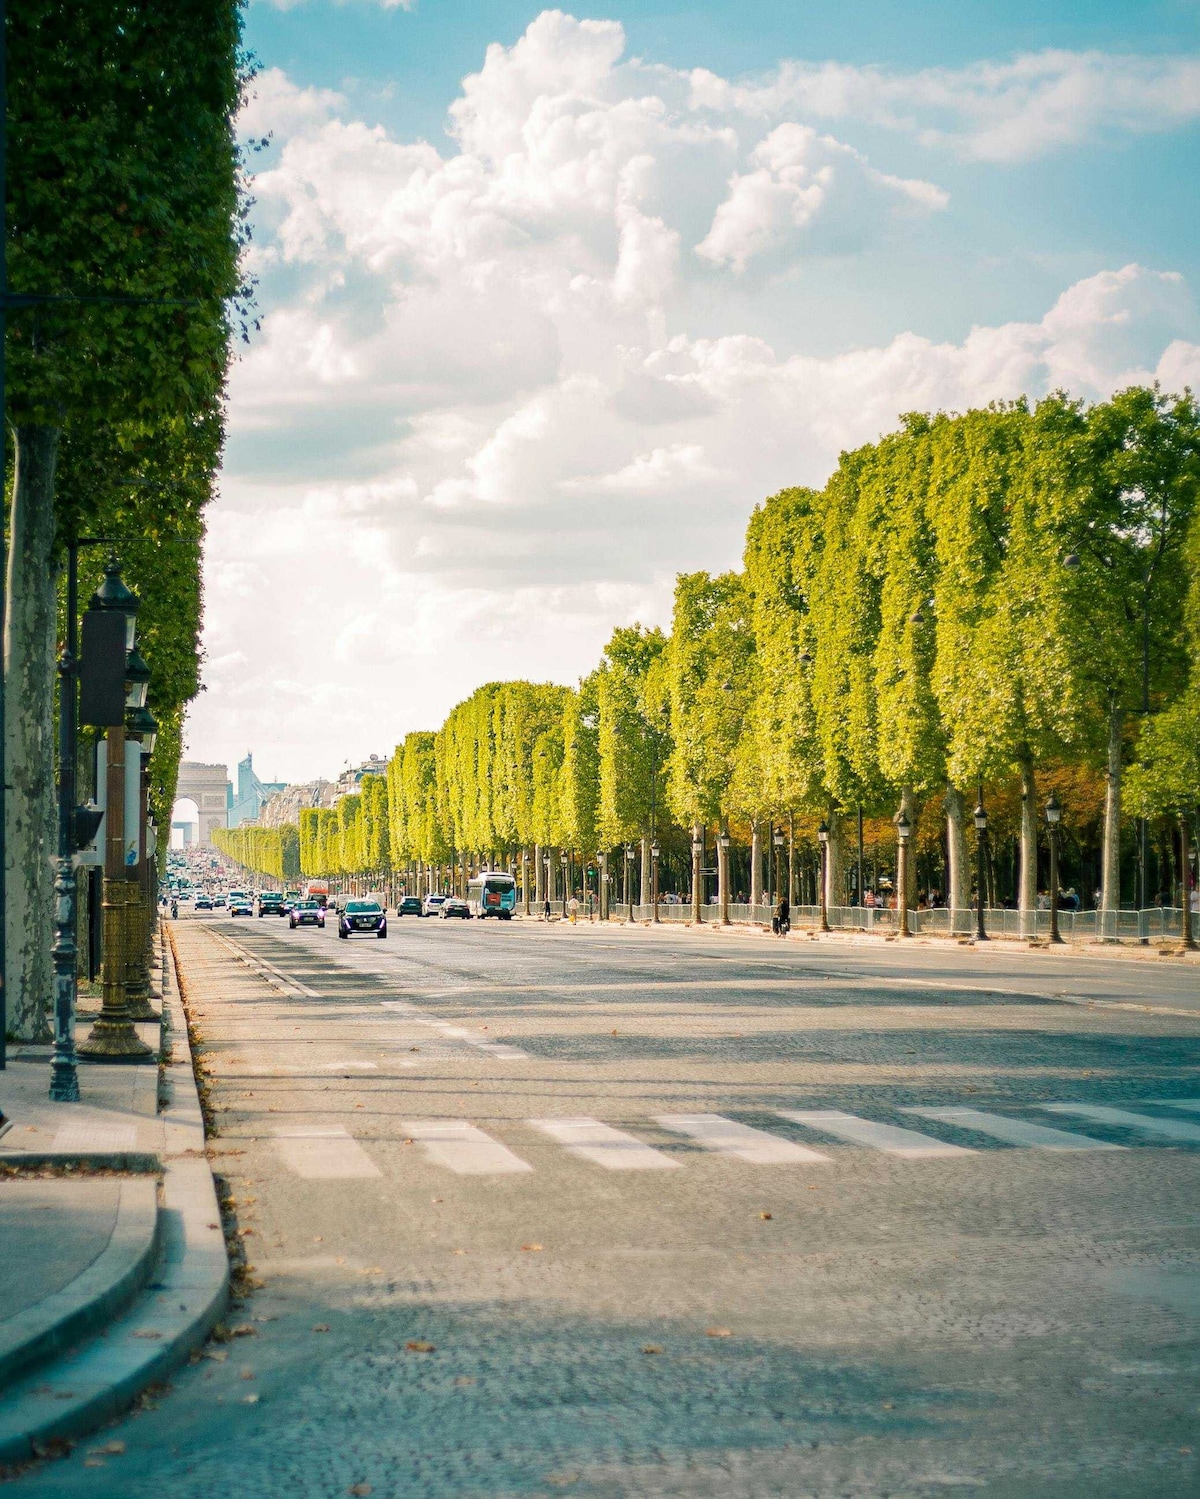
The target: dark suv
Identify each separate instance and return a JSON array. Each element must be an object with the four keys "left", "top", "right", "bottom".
[
  {"left": 338, "top": 900, "right": 387, "bottom": 940},
  {"left": 258, "top": 892, "right": 285, "bottom": 917},
  {"left": 396, "top": 895, "right": 422, "bottom": 916}
]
